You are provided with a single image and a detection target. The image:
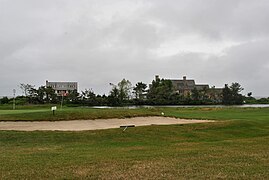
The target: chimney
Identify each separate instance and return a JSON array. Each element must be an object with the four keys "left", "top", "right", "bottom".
[
  {"left": 183, "top": 76, "right": 186, "bottom": 81},
  {"left": 155, "top": 75, "right": 160, "bottom": 81}
]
